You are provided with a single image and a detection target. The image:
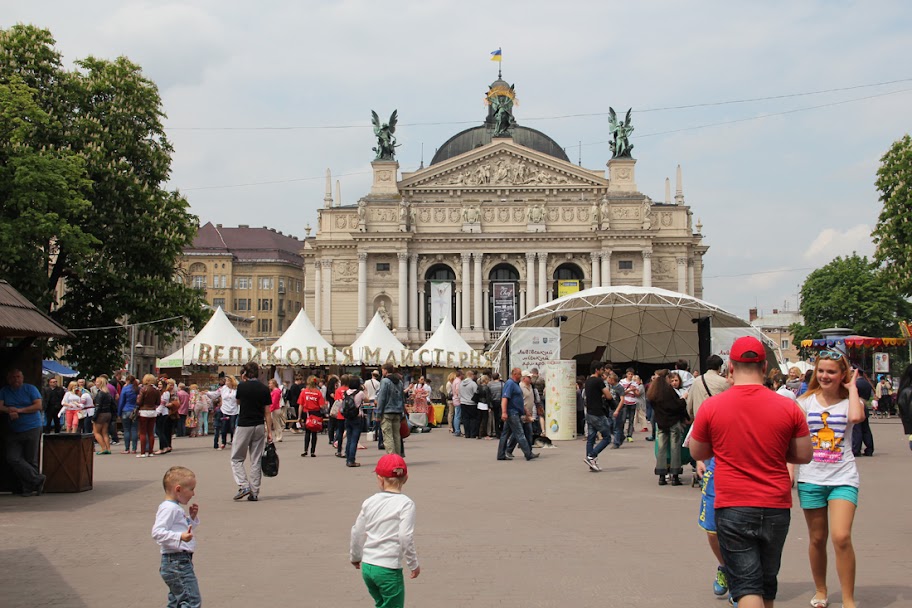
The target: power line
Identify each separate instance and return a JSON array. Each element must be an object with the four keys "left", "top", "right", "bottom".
[
  {"left": 180, "top": 170, "right": 372, "bottom": 192},
  {"left": 703, "top": 267, "right": 815, "bottom": 280},
  {"left": 165, "top": 77, "right": 912, "bottom": 132},
  {"left": 68, "top": 315, "right": 186, "bottom": 333}
]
